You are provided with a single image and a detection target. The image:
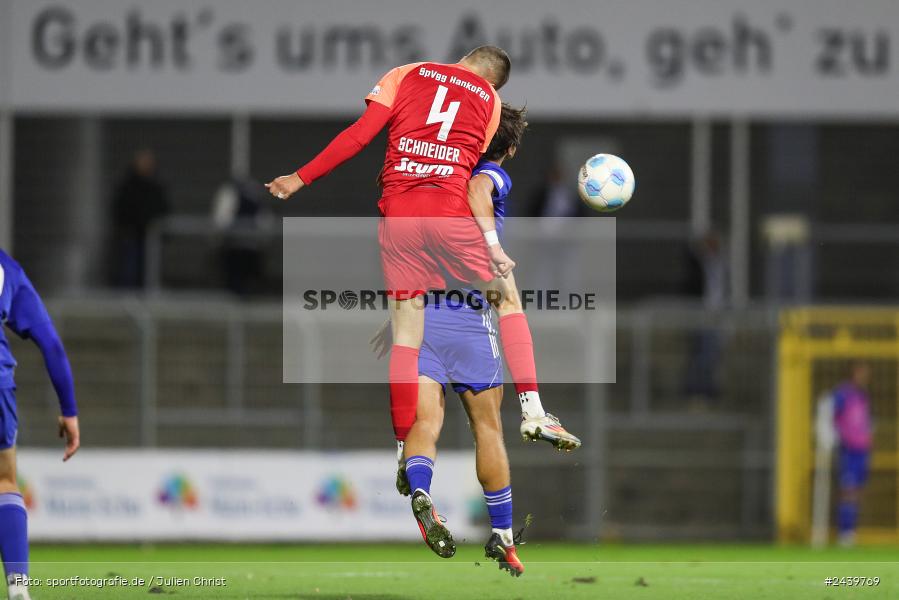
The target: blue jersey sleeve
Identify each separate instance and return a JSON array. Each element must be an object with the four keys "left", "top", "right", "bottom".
[
  {"left": 30, "top": 321, "right": 78, "bottom": 417},
  {"left": 0, "top": 252, "right": 77, "bottom": 415},
  {"left": 472, "top": 161, "right": 511, "bottom": 239},
  {"left": 473, "top": 164, "right": 512, "bottom": 202},
  {"left": 6, "top": 273, "right": 52, "bottom": 339}
]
